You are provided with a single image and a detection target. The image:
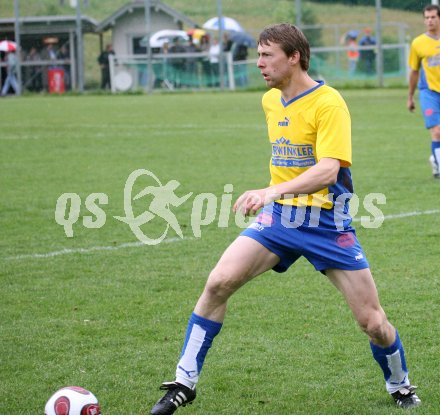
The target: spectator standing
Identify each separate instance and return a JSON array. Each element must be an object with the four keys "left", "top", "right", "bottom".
[
  {"left": 359, "top": 28, "right": 376, "bottom": 75},
  {"left": 25, "top": 47, "right": 43, "bottom": 92},
  {"left": 97, "top": 44, "right": 115, "bottom": 90},
  {"left": 57, "top": 44, "right": 71, "bottom": 90},
  {"left": 153, "top": 41, "right": 169, "bottom": 89},
  {"left": 41, "top": 42, "right": 57, "bottom": 65},
  {"left": 41, "top": 42, "right": 58, "bottom": 91},
  {"left": 223, "top": 32, "right": 233, "bottom": 53},
  {"left": 185, "top": 38, "right": 199, "bottom": 87},
  {"left": 168, "top": 37, "right": 186, "bottom": 88},
  {"left": 1, "top": 51, "right": 20, "bottom": 96},
  {"left": 208, "top": 38, "right": 220, "bottom": 87},
  {"left": 341, "top": 31, "right": 359, "bottom": 76},
  {"left": 199, "top": 35, "right": 211, "bottom": 87},
  {"left": 231, "top": 41, "right": 249, "bottom": 87}
]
